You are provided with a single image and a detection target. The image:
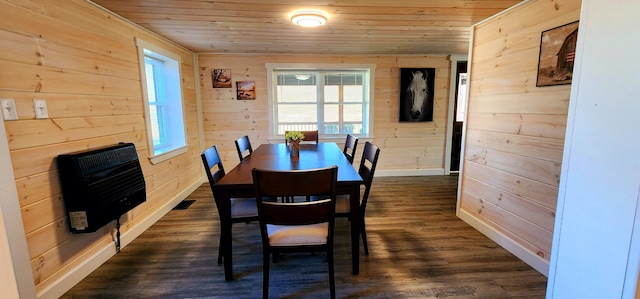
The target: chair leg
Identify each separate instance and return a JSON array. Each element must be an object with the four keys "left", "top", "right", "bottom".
[
  {"left": 361, "top": 216, "right": 369, "bottom": 255},
  {"left": 217, "top": 233, "right": 224, "bottom": 264},
  {"left": 263, "top": 251, "right": 270, "bottom": 299},
  {"left": 328, "top": 250, "right": 336, "bottom": 299}
]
